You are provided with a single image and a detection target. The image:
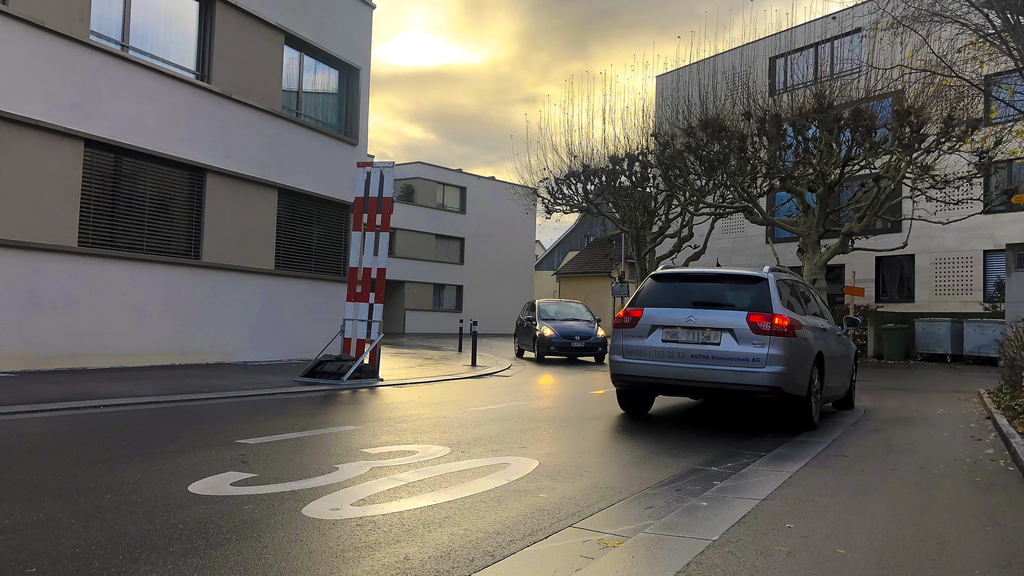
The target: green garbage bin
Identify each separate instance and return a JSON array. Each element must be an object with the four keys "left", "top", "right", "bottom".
[{"left": 882, "top": 324, "right": 910, "bottom": 361}]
